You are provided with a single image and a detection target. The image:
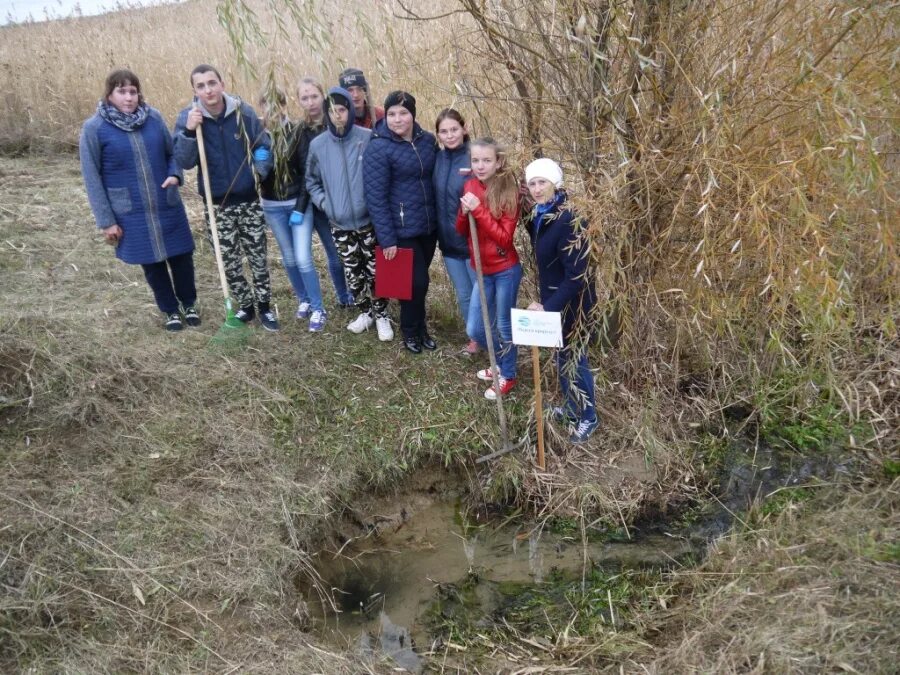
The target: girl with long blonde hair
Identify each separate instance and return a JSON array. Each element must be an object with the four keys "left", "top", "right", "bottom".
[{"left": 455, "top": 137, "right": 523, "bottom": 400}]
